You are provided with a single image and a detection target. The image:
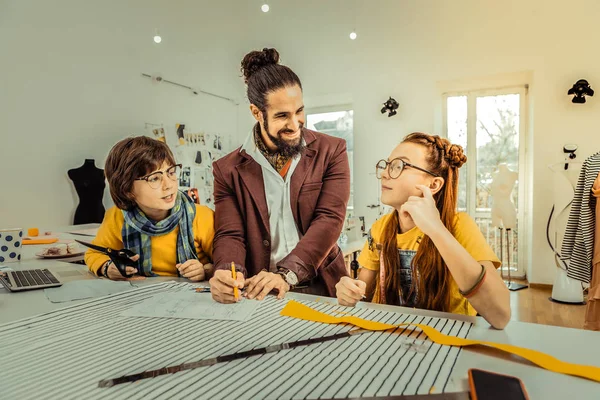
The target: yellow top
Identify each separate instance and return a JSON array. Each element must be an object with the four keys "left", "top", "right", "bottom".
[
  {"left": 84, "top": 205, "right": 215, "bottom": 276},
  {"left": 357, "top": 212, "right": 500, "bottom": 316}
]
